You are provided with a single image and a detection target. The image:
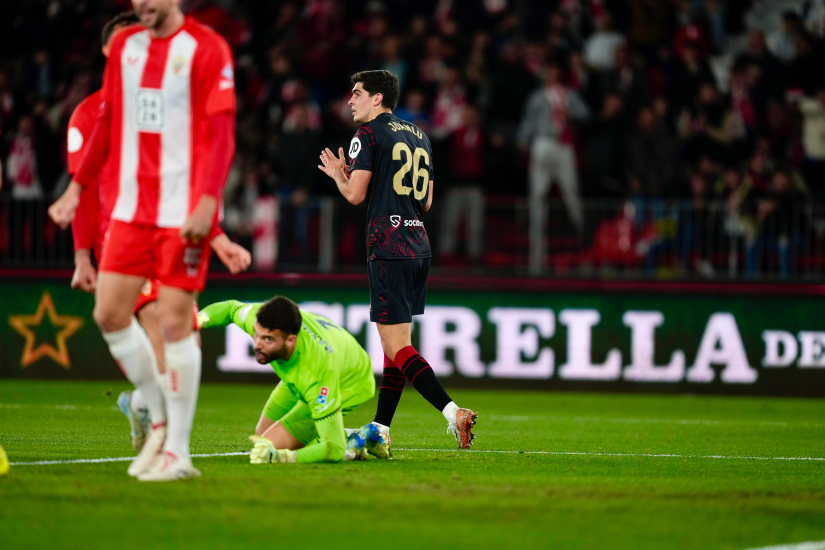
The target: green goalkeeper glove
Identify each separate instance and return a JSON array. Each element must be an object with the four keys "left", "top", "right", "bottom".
[{"left": 249, "top": 435, "right": 296, "bottom": 464}]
